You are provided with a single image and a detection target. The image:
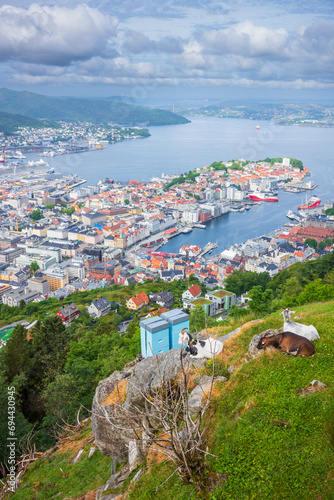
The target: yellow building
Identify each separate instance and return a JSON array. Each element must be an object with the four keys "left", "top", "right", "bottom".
[
  {"left": 43, "top": 269, "right": 69, "bottom": 291},
  {"left": 126, "top": 292, "right": 149, "bottom": 311}
]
